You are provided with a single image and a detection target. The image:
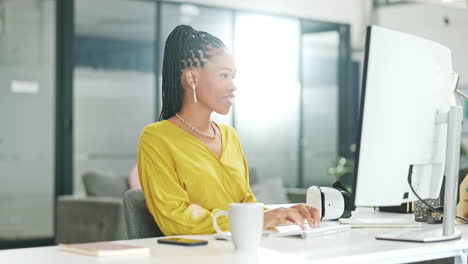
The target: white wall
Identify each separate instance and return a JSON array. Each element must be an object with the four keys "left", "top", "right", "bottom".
[
  {"left": 374, "top": 3, "right": 468, "bottom": 86},
  {"left": 165, "top": 0, "right": 373, "bottom": 51}
]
